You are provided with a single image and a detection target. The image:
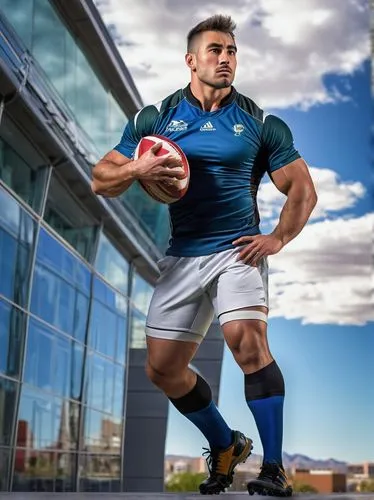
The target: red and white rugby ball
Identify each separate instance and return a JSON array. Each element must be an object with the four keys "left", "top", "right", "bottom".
[{"left": 134, "top": 135, "right": 189, "bottom": 204}]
